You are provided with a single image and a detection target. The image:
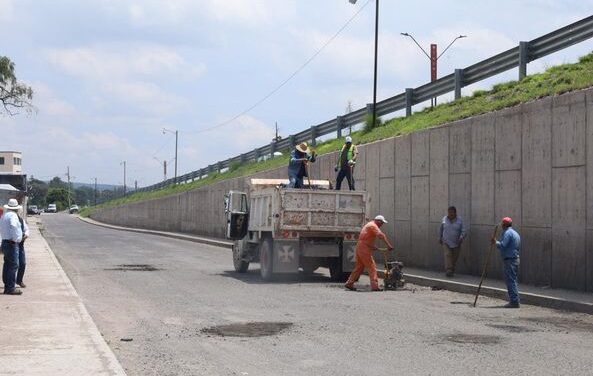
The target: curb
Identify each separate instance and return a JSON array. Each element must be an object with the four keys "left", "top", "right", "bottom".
[
  {"left": 78, "top": 216, "right": 233, "bottom": 249},
  {"left": 378, "top": 270, "right": 593, "bottom": 315}
]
